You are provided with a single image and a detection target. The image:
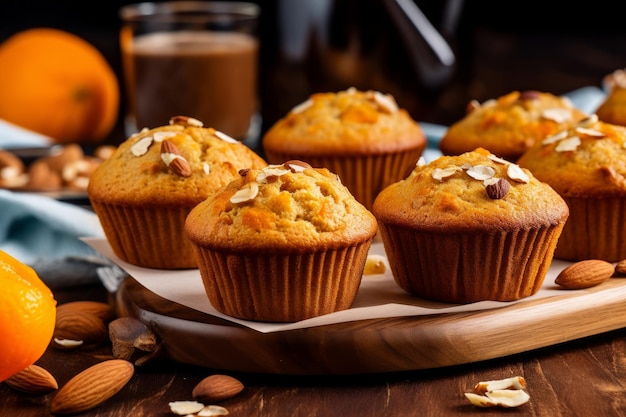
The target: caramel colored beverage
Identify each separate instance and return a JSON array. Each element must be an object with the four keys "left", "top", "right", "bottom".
[{"left": 123, "top": 30, "right": 258, "bottom": 139}]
